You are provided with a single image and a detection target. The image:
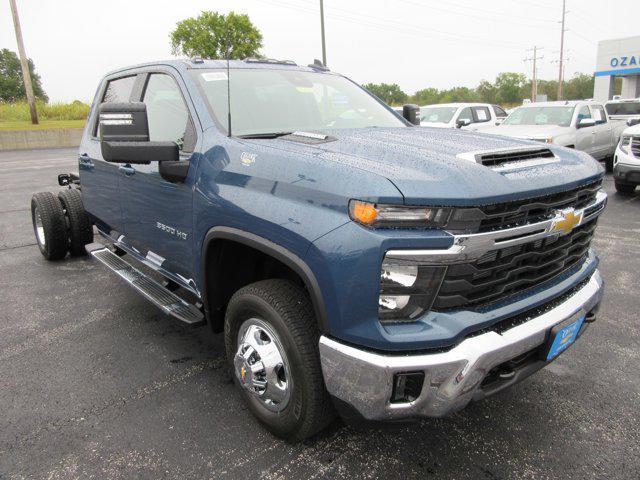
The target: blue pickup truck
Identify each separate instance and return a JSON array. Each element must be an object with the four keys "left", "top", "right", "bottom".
[{"left": 31, "top": 59, "right": 606, "bottom": 441}]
